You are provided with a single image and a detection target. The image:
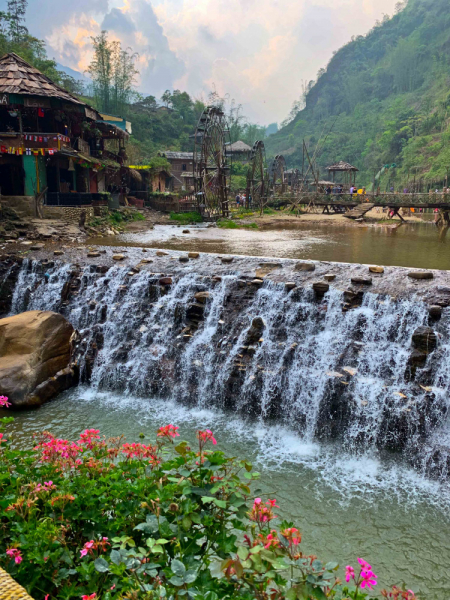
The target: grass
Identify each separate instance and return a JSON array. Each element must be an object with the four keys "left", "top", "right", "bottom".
[
  {"left": 217, "top": 219, "right": 258, "bottom": 229},
  {"left": 170, "top": 211, "right": 203, "bottom": 225}
]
